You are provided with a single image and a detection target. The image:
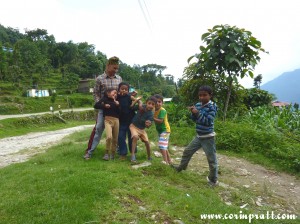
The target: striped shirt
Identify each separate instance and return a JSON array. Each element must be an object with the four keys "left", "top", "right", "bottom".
[
  {"left": 191, "top": 100, "right": 217, "bottom": 135},
  {"left": 93, "top": 72, "right": 122, "bottom": 103}
]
